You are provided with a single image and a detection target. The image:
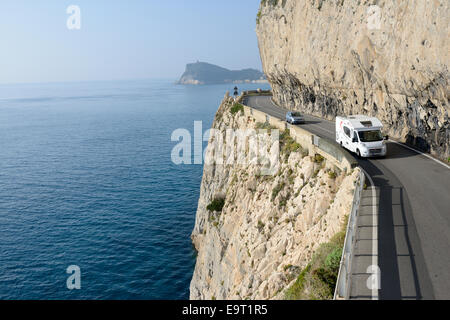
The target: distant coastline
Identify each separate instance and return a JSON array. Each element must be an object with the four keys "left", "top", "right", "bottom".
[{"left": 178, "top": 61, "right": 267, "bottom": 85}]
